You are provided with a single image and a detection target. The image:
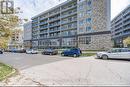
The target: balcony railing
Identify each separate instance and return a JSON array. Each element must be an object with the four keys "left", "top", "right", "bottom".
[
  {"left": 32, "top": 24, "right": 38, "bottom": 27},
  {"left": 61, "top": 11, "right": 77, "bottom": 19},
  {"left": 40, "top": 26, "right": 48, "bottom": 30},
  {"left": 61, "top": 5, "right": 77, "bottom": 12},
  {"left": 32, "top": 20, "right": 38, "bottom": 23},
  {"left": 39, "top": 17, "right": 48, "bottom": 21},
  {"left": 61, "top": 19, "right": 77, "bottom": 25},
  {"left": 39, "top": 22, "right": 48, "bottom": 25},
  {"left": 49, "top": 23, "right": 60, "bottom": 28},
  {"left": 49, "top": 11, "right": 60, "bottom": 17},
  {"left": 49, "top": 29, "right": 60, "bottom": 33},
  {"left": 61, "top": 26, "right": 77, "bottom": 31},
  {"left": 49, "top": 17, "right": 60, "bottom": 22}
]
